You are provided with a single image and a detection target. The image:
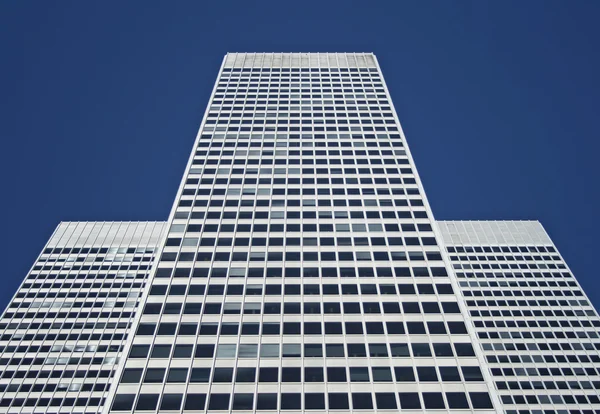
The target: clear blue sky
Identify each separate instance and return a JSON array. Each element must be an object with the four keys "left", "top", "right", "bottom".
[{"left": 1, "top": 1, "right": 599, "bottom": 310}]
